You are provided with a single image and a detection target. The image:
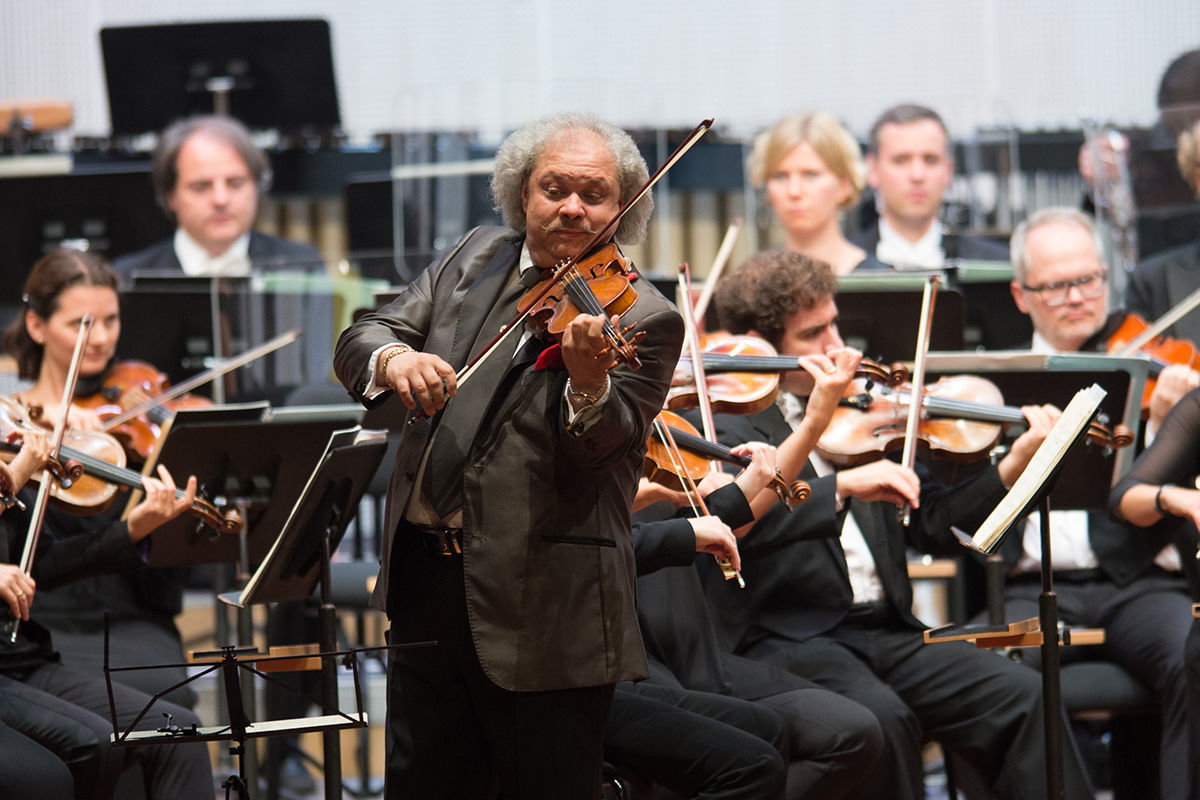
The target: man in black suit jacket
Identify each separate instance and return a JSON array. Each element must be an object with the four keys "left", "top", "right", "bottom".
[
  {"left": 851, "top": 104, "right": 1009, "bottom": 268},
  {"left": 334, "top": 113, "right": 684, "bottom": 798},
  {"left": 698, "top": 248, "right": 1093, "bottom": 800},
  {"left": 111, "top": 115, "right": 322, "bottom": 287},
  {"left": 1006, "top": 206, "right": 1193, "bottom": 799}
]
